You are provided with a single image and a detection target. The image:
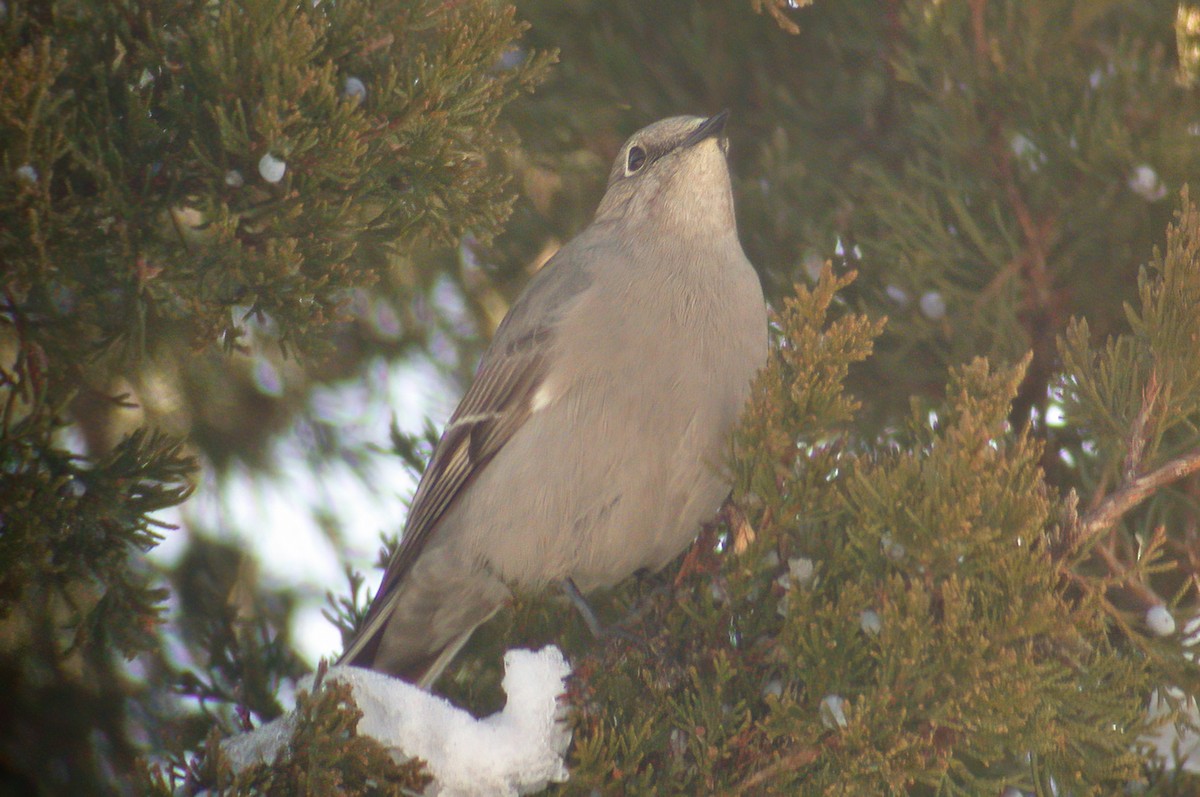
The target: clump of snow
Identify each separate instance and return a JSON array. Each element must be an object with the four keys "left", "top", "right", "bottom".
[
  {"left": 1146, "top": 604, "right": 1176, "bottom": 637},
  {"left": 223, "top": 646, "right": 572, "bottom": 796},
  {"left": 1128, "top": 164, "right": 1167, "bottom": 202},
  {"left": 258, "top": 153, "right": 286, "bottom": 183},
  {"left": 819, "top": 694, "right": 848, "bottom": 730},
  {"left": 884, "top": 284, "right": 910, "bottom": 306},
  {"left": 222, "top": 712, "right": 296, "bottom": 772},
  {"left": 775, "top": 556, "right": 818, "bottom": 617},
  {"left": 1142, "top": 688, "right": 1200, "bottom": 773},
  {"left": 802, "top": 251, "right": 824, "bottom": 283},
  {"left": 919, "top": 290, "right": 946, "bottom": 320},
  {"left": 343, "top": 76, "right": 367, "bottom": 104},
  {"left": 880, "top": 533, "right": 906, "bottom": 561},
  {"left": 859, "top": 609, "right": 882, "bottom": 636},
  {"left": 1010, "top": 132, "right": 1046, "bottom": 171}
]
